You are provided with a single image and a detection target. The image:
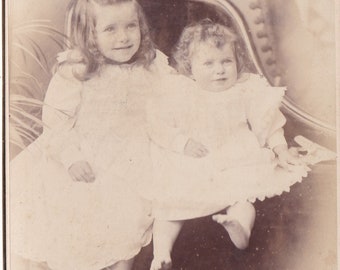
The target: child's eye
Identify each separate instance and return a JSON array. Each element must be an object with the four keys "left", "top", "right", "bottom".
[
  {"left": 105, "top": 26, "right": 116, "bottom": 32},
  {"left": 203, "top": 61, "right": 213, "bottom": 66},
  {"left": 127, "top": 23, "right": 137, "bottom": 30},
  {"left": 222, "top": 59, "right": 233, "bottom": 64}
]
